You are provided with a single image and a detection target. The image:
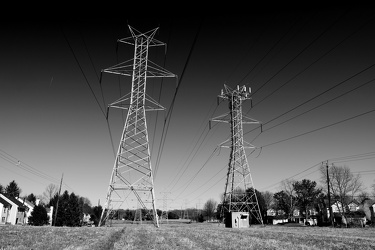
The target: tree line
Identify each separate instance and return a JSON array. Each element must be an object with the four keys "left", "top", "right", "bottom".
[
  {"left": 2, "top": 164, "right": 373, "bottom": 227},
  {"left": 0, "top": 180, "right": 102, "bottom": 227},
  {"left": 214, "top": 164, "right": 375, "bottom": 227}
]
